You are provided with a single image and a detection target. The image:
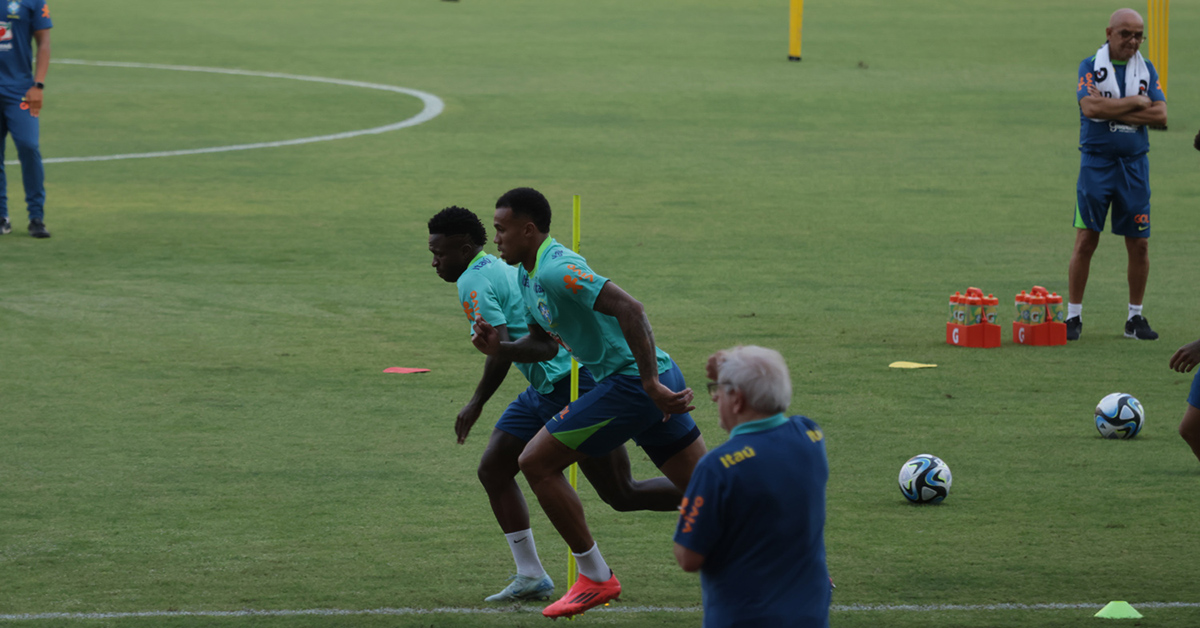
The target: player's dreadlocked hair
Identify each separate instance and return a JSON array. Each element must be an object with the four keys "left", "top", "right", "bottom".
[
  {"left": 496, "top": 187, "right": 552, "bottom": 233},
  {"left": 428, "top": 206, "right": 487, "bottom": 246}
]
